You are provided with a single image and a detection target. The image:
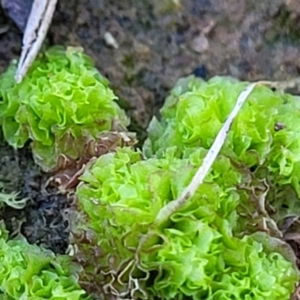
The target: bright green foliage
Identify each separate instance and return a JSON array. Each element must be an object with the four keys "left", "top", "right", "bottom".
[
  {"left": 77, "top": 147, "right": 243, "bottom": 262},
  {"left": 75, "top": 76, "right": 300, "bottom": 298},
  {"left": 76, "top": 147, "right": 298, "bottom": 299},
  {"left": 143, "top": 76, "right": 300, "bottom": 195},
  {"left": 268, "top": 94, "right": 300, "bottom": 195},
  {"left": 142, "top": 74, "right": 300, "bottom": 242},
  {"left": 0, "top": 46, "right": 128, "bottom": 171},
  {"left": 145, "top": 225, "right": 297, "bottom": 300},
  {"left": 0, "top": 222, "right": 88, "bottom": 300}
]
